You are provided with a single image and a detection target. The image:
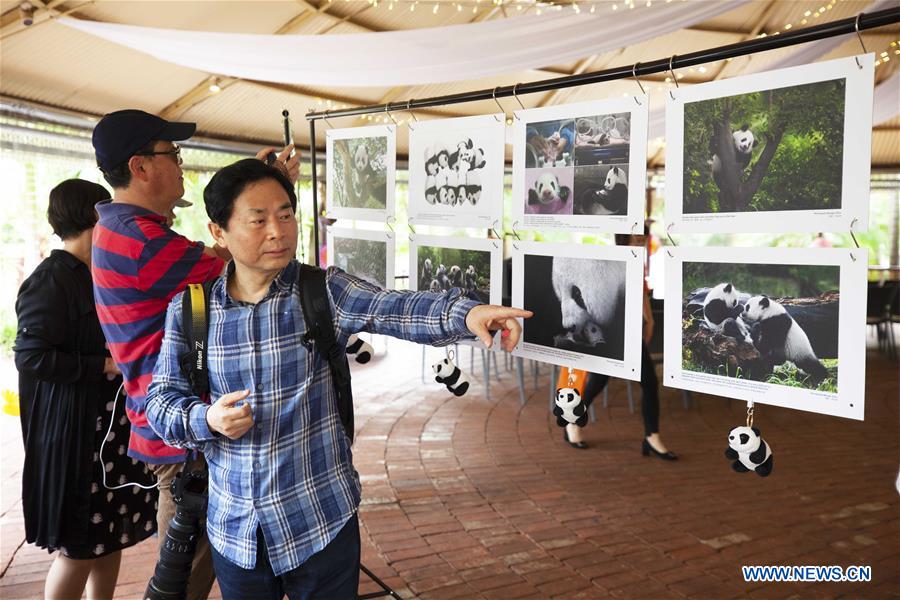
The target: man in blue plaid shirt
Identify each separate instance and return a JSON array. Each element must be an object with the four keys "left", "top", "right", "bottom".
[{"left": 146, "top": 159, "right": 531, "bottom": 599}]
